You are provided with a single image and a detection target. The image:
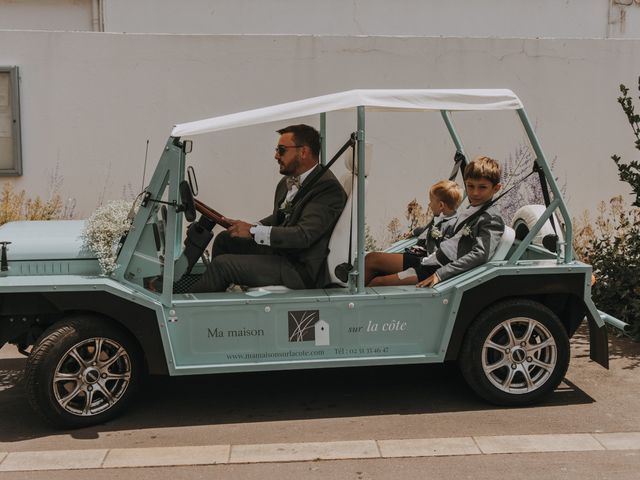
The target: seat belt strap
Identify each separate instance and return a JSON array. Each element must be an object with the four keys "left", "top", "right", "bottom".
[
  {"left": 289, "top": 133, "right": 356, "bottom": 210},
  {"left": 449, "top": 151, "right": 467, "bottom": 181},
  {"left": 534, "top": 161, "right": 558, "bottom": 234}
]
